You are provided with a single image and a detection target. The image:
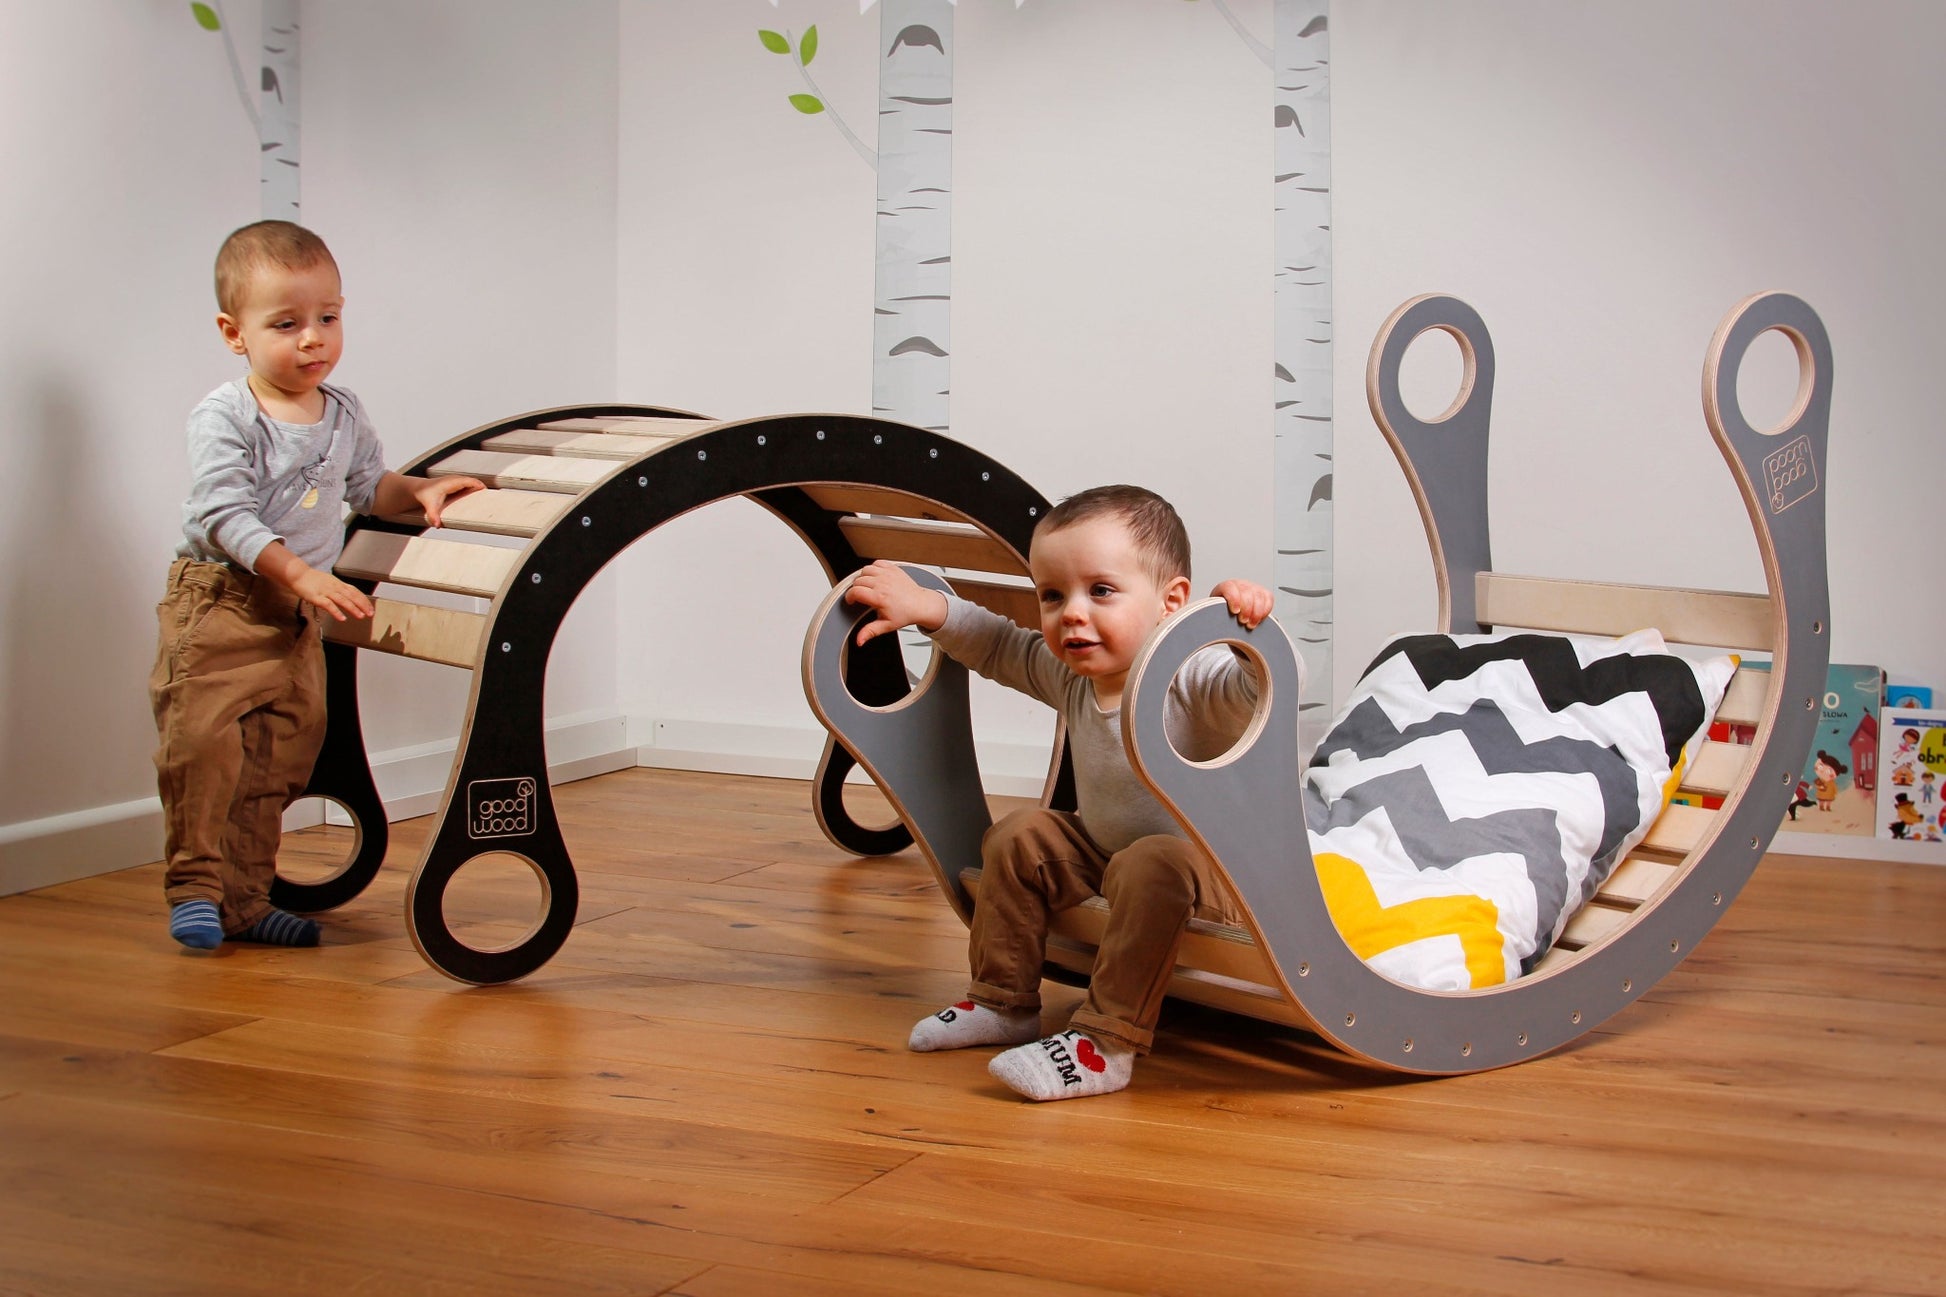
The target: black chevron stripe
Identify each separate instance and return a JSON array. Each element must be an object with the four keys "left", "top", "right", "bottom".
[{"left": 1361, "top": 633, "right": 1706, "bottom": 768}]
